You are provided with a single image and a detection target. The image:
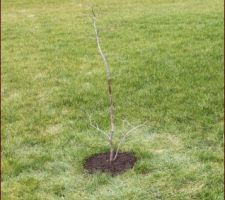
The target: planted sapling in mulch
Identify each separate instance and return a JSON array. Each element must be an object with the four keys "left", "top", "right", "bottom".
[
  {"left": 84, "top": 152, "right": 136, "bottom": 176},
  {"left": 83, "top": 8, "right": 145, "bottom": 175}
]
